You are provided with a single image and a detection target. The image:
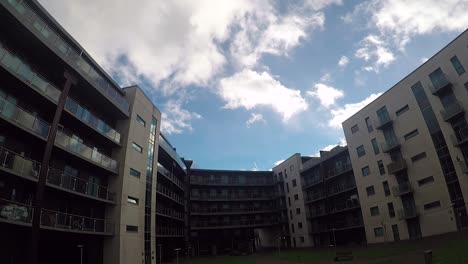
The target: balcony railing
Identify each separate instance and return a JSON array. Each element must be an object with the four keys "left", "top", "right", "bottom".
[
  {"left": 327, "top": 200, "right": 361, "bottom": 214},
  {"left": 326, "top": 162, "right": 353, "bottom": 179},
  {"left": 47, "top": 168, "right": 115, "bottom": 202},
  {"left": 190, "top": 177, "right": 274, "bottom": 186},
  {"left": 3, "top": 0, "right": 130, "bottom": 114},
  {"left": 159, "top": 135, "right": 185, "bottom": 170},
  {"left": 451, "top": 127, "right": 468, "bottom": 147},
  {"left": 309, "top": 208, "right": 327, "bottom": 218},
  {"left": 0, "top": 42, "right": 61, "bottom": 103},
  {"left": 156, "top": 206, "right": 184, "bottom": 221},
  {"left": 387, "top": 159, "right": 407, "bottom": 175},
  {"left": 190, "top": 194, "right": 275, "bottom": 201},
  {"left": 381, "top": 140, "right": 401, "bottom": 153},
  {"left": 375, "top": 116, "right": 393, "bottom": 130},
  {"left": 428, "top": 74, "right": 452, "bottom": 95},
  {"left": 190, "top": 207, "right": 276, "bottom": 215},
  {"left": 157, "top": 184, "right": 184, "bottom": 204},
  {"left": 157, "top": 163, "right": 184, "bottom": 190},
  {"left": 0, "top": 145, "right": 41, "bottom": 179},
  {"left": 328, "top": 182, "right": 356, "bottom": 196},
  {"left": 55, "top": 131, "right": 118, "bottom": 172},
  {"left": 191, "top": 219, "right": 278, "bottom": 229},
  {"left": 0, "top": 198, "right": 114, "bottom": 235},
  {"left": 0, "top": 96, "right": 50, "bottom": 139},
  {"left": 459, "top": 160, "right": 468, "bottom": 174},
  {"left": 398, "top": 207, "right": 418, "bottom": 220},
  {"left": 305, "top": 192, "right": 326, "bottom": 203},
  {"left": 302, "top": 177, "right": 323, "bottom": 189},
  {"left": 392, "top": 182, "right": 412, "bottom": 197},
  {"left": 156, "top": 226, "right": 184, "bottom": 237},
  {"left": 441, "top": 100, "right": 464, "bottom": 122},
  {"left": 311, "top": 218, "right": 363, "bottom": 233}
]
